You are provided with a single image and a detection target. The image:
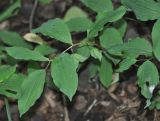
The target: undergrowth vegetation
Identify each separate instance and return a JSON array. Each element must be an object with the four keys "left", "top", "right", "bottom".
[{"left": 0, "top": 0, "right": 160, "bottom": 119}]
